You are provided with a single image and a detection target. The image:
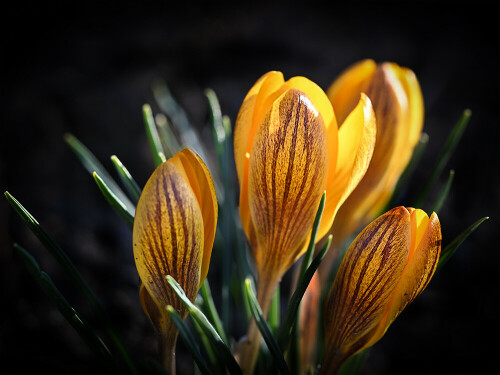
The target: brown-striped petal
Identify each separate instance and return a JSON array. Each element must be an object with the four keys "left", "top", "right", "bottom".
[
  {"left": 133, "top": 158, "right": 204, "bottom": 317},
  {"left": 248, "top": 88, "right": 328, "bottom": 281},
  {"left": 235, "top": 71, "right": 286, "bottom": 248},
  {"left": 322, "top": 207, "right": 410, "bottom": 373},
  {"left": 169, "top": 149, "right": 218, "bottom": 286}
]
